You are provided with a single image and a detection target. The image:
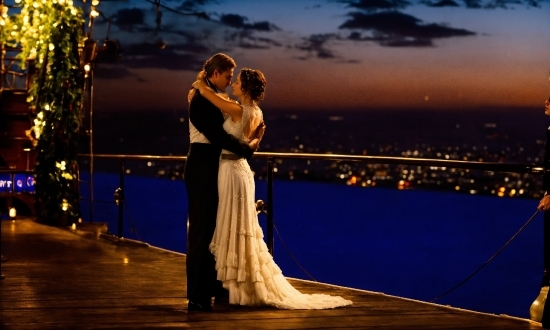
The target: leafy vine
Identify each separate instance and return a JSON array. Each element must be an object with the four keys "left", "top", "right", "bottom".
[{"left": 0, "top": 0, "right": 98, "bottom": 224}]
